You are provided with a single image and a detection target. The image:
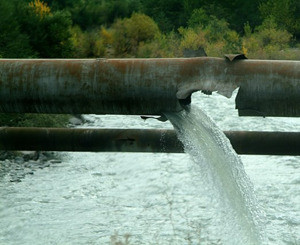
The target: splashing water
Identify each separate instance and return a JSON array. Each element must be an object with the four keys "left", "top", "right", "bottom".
[{"left": 165, "top": 105, "right": 266, "bottom": 244}]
